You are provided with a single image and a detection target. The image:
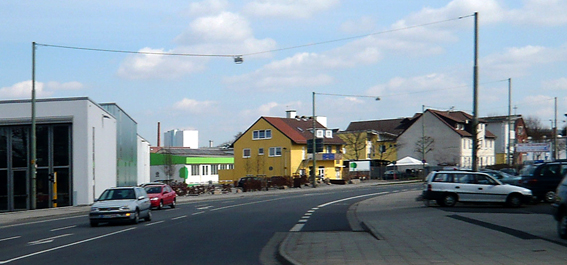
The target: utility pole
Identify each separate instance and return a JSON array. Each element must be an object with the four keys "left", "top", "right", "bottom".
[
  {"left": 31, "top": 42, "right": 37, "bottom": 209},
  {"left": 312, "top": 92, "right": 317, "bottom": 188},
  {"left": 507, "top": 78, "right": 512, "bottom": 166},
  {"left": 554, "top": 97, "right": 558, "bottom": 160},
  {"left": 471, "top": 12, "right": 479, "bottom": 171}
]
